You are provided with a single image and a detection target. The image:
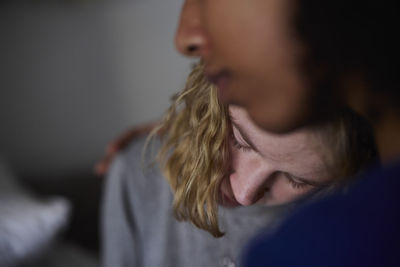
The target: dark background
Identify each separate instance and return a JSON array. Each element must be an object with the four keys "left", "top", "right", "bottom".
[{"left": 0, "top": 0, "right": 192, "bottom": 257}]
